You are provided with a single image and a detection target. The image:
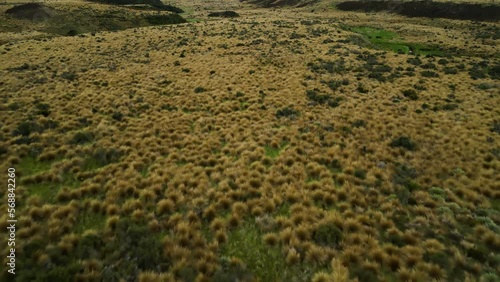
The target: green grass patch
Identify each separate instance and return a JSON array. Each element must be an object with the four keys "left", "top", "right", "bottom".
[
  {"left": 274, "top": 203, "right": 290, "bottom": 216},
  {"left": 186, "top": 18, "right": 203, "bottom": 23},
  {"left": 491, "top": 198, "right": 500, "bottom": 213},
  {"left": 349, "top": 26, "right": 444, "bottom": 56},
  {"left": 18, "top": 157, "right": 53, "bottom": 176},
  {"left": 306, "top": 176, "right": 321, "bottom": 183},
  {"left": 221, "top": 222, "right": 286, "bottom": 281},
  {"left": 24, "top": 172, "right": 80, "bottom": 203},
  {"left": 74, "top": 211, "right": 107, "bottom": 234},
  {"left": 264, "top": 142, "right": 289, "bottom": 159},
  {"left": 221, "top": 221, "right": 326, "bottom": 281},
  {"left": 175, "top": 160, "right": 188, "bottom": 167},
  {"left": 82, "top": 147, "right": 123, "bottom": 171},
  {"left": 25, "top": 182, "right": 59, "bottom": 202}
]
